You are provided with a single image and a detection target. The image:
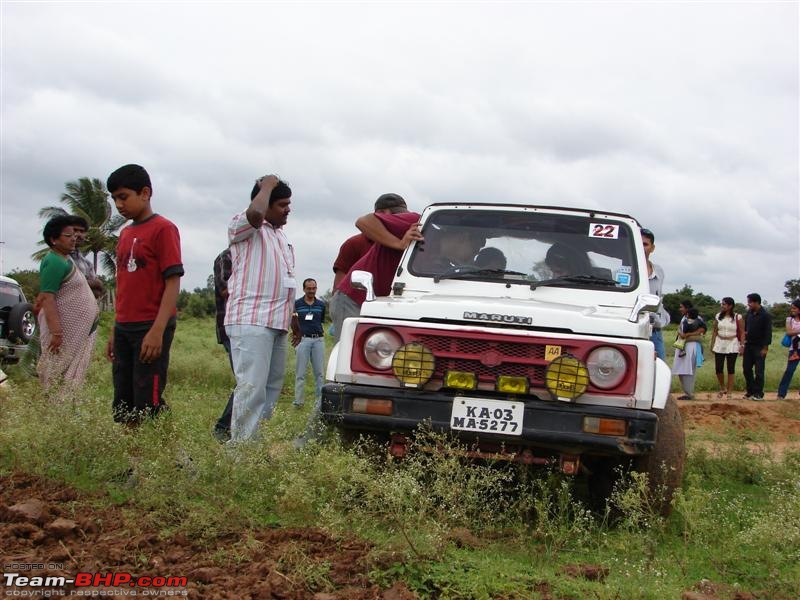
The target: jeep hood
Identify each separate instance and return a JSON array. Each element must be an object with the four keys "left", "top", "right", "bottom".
[{"left": 357, "top": 293, "right": 651, "bottom": 339}]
